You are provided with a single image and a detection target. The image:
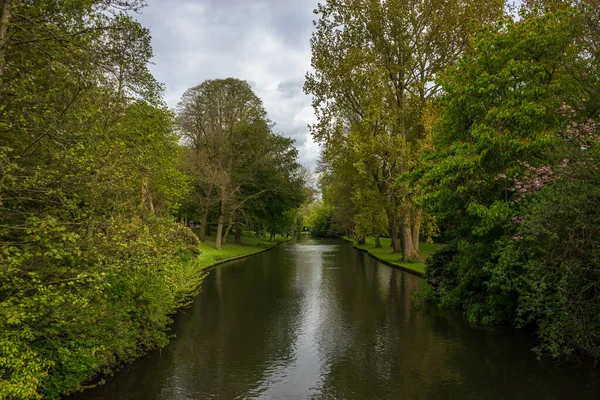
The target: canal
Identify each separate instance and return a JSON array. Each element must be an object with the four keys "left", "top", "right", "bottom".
[{"left": 71, "top": 238, "right": 598, "bottom": 399}]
